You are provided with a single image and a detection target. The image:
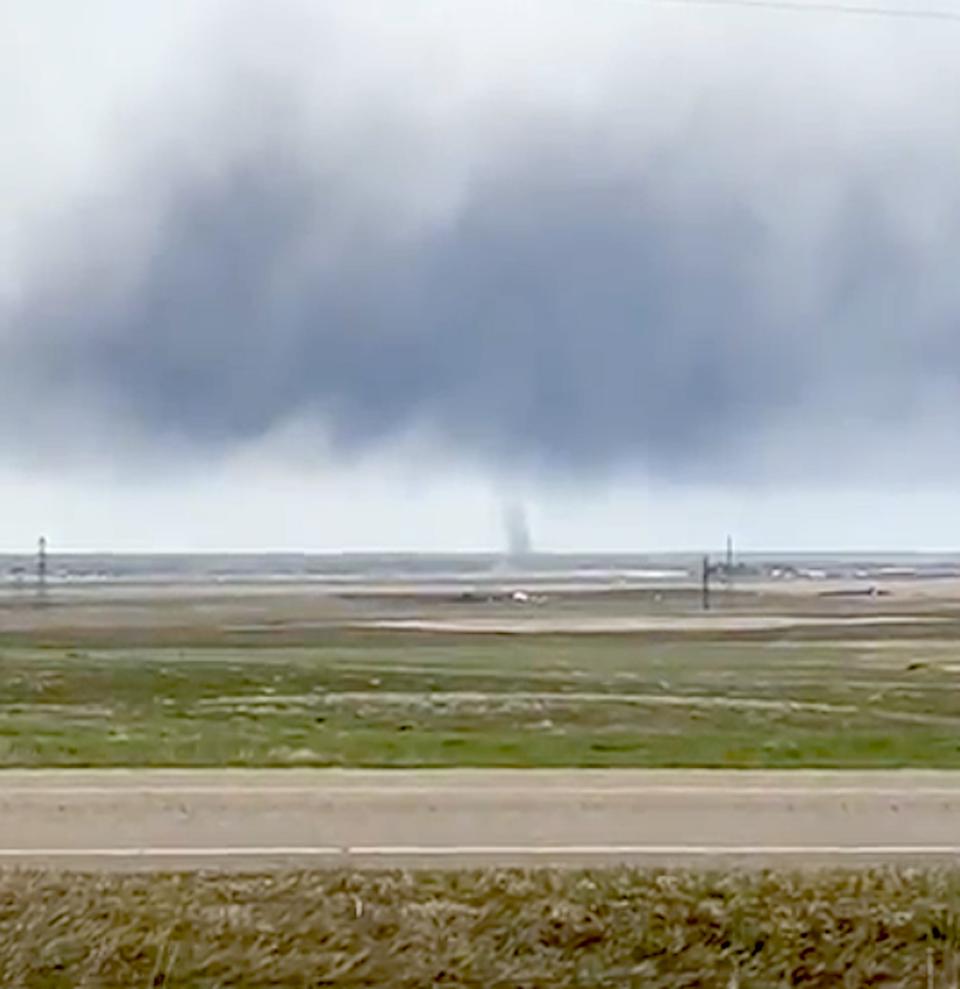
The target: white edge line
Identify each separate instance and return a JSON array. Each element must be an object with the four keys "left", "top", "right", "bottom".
[
  {"left": 0, "top": 845, "right": 960, "bottom": 858},
  {"left": 4, "top": 787, "right": 960, "bottom": 798}
]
